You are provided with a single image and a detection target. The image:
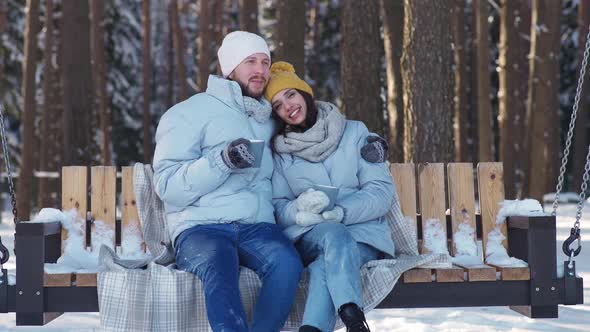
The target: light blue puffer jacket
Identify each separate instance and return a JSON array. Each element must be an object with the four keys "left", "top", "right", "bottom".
[
  {"left": 153, "top": 75, "right": 275, "bottom": 243},
  {"left": 272, "top": 105, "right": 396, "bottom": 257}
]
